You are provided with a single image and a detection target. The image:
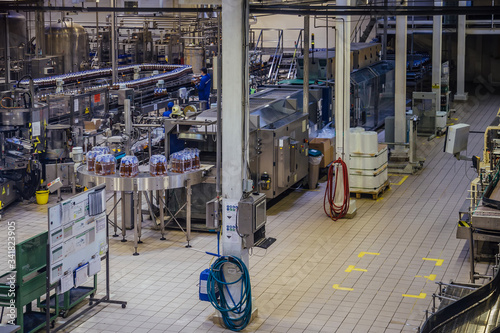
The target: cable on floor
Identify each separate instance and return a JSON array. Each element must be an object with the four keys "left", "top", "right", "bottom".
[
  {"left": 207, "top": 255, "right": 252, "bottom": 332},
  {"left": 324, "top": 158, "right": 350, "bottom": 221}
]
